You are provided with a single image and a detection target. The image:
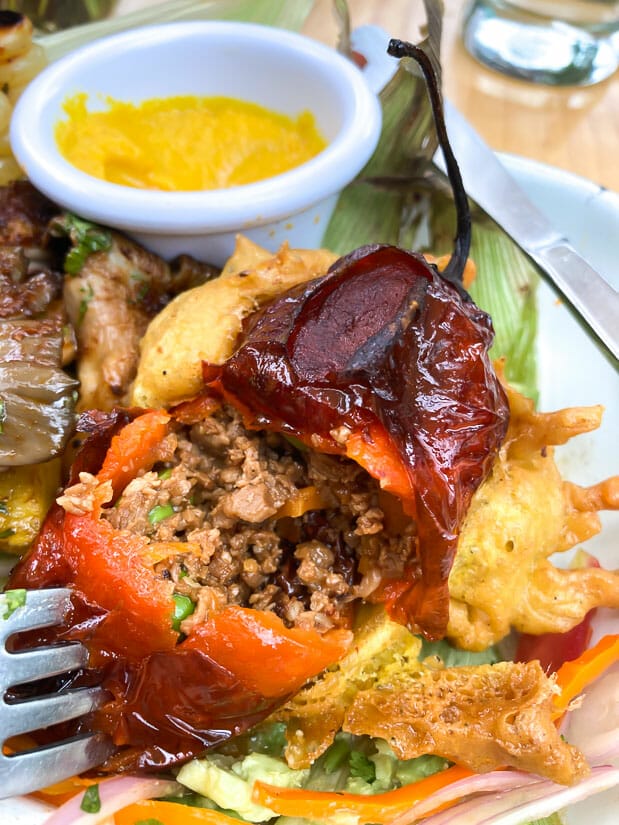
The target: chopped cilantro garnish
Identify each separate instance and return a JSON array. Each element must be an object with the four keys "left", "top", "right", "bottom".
[
  {"left": 147, "top": 503, "right": 174, "bottom": 525},
  {"left": 2, "top": 588, "right": 26, "bottom": 619},
  {"left": 171, "top": 593, "right": 195, "bottom": 632},
  {"left": 80, "top": 784, "right": 101, "bottom": 813},
  {"left": 349, "top": 750, "right": 376, "bottom": 783},
  {"left": 52, "top": 213, "right": 112, "bottom": 275}
]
